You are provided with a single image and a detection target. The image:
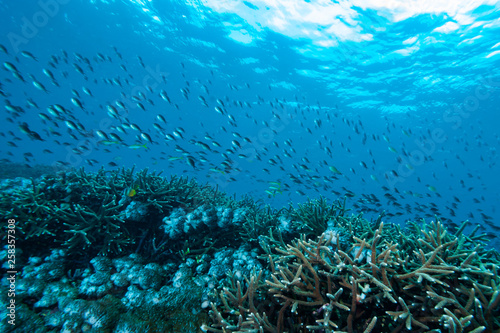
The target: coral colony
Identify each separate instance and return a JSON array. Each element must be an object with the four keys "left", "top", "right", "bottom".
[{"left": 1, "top": 167, "right": 499, "bottom": 332}]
